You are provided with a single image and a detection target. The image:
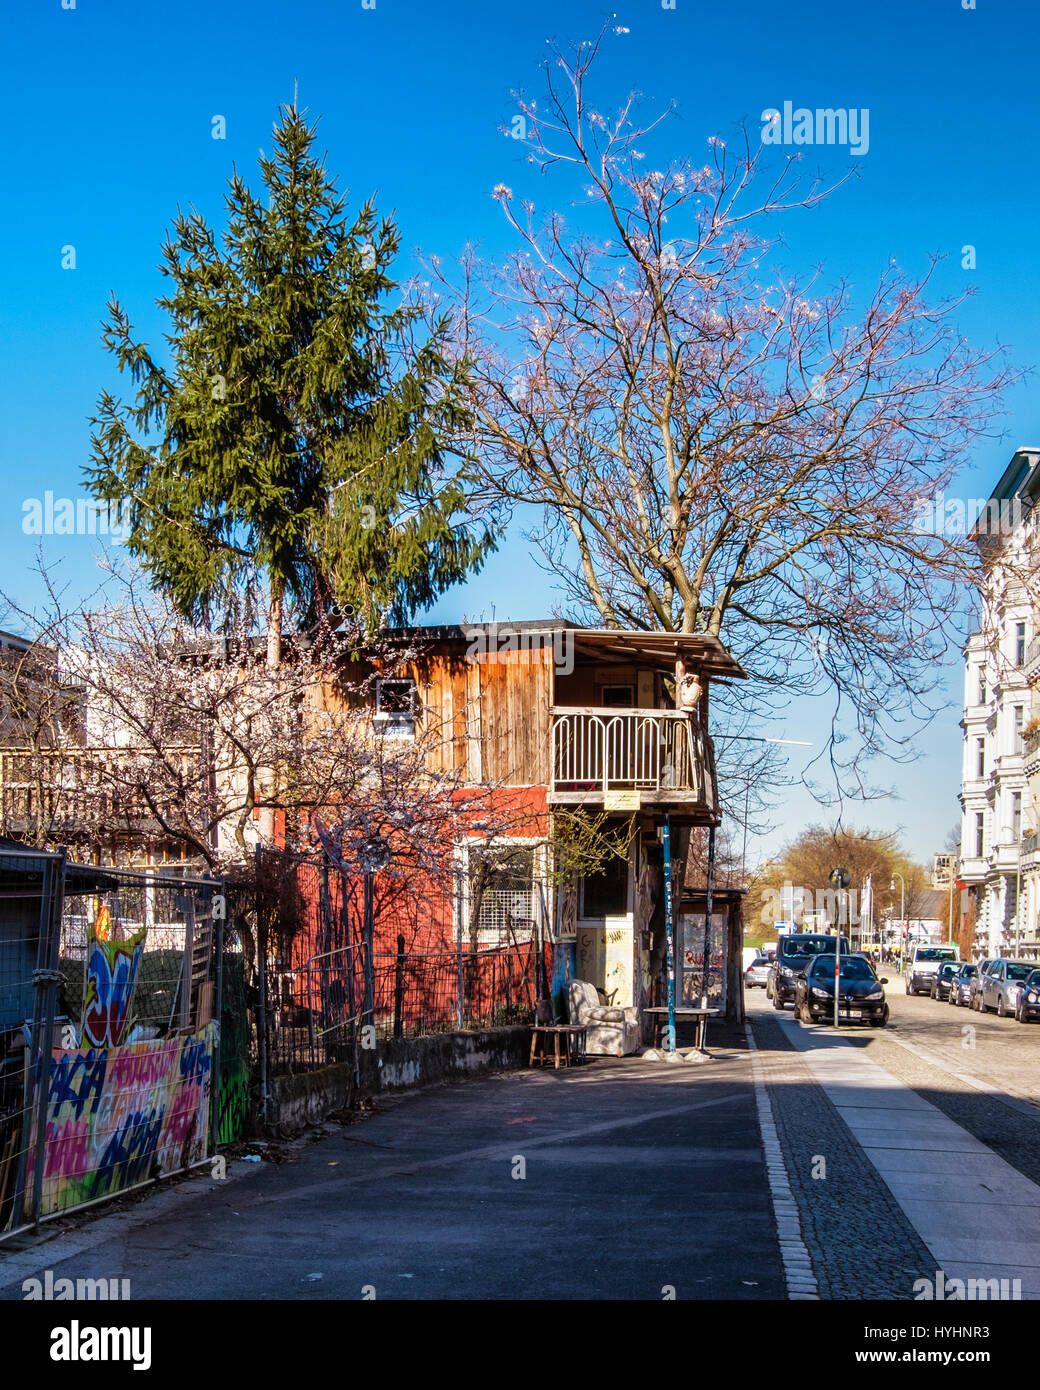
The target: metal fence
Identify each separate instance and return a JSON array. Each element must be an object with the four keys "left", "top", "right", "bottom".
[
  {"left": 254, "top": 847, "right": 547, "bottom": 1082},
  {"left": 1, "top": 855, "right": 225, "bottom": 1239}
]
